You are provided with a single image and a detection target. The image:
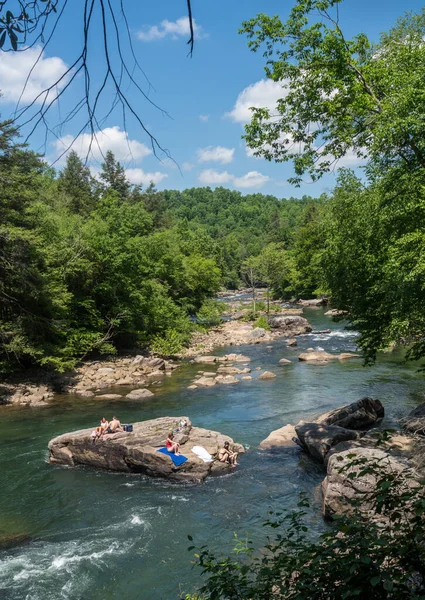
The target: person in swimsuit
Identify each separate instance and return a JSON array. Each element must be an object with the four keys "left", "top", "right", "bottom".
[
  {"left": 92, "top": 417, "right": 109, "bottom": 441},
  {"left": 166, "top": 432, "right": 180, "bottom": 455},
  {"left": 107, "top": 416, "right": 124, "bottom": 433},
  {"left": 218, "top": 441, "right": 238, "bottom": 466}
]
